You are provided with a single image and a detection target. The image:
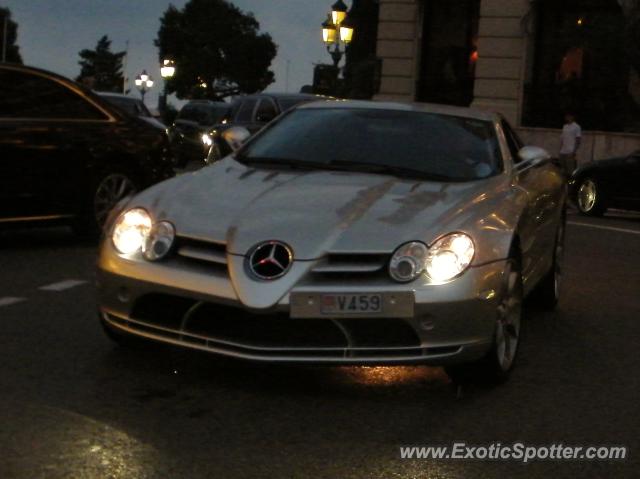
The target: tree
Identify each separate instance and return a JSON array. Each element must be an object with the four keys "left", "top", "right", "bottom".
[
  {"left": 156, "top": 0, "right": 277, "bottom": 100},
  {"left": 0, "top": 7, "right": 23, "bottom": 63},
  {"left": 77, "top": 35, "right": 125, "bottom": 92}
]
